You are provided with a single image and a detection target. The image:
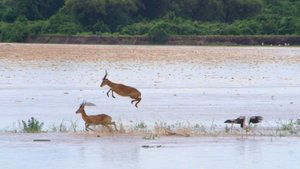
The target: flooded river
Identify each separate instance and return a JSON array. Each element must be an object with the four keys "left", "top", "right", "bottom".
[
  {"left": 0, "top": 44, "right": 300, "bottom": 169},
  {"left": 0, "top": 134, "right": 300, "bottom": 169},
  {"left": 0, "top": 44, "right": 299, "bottom": 129}
]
